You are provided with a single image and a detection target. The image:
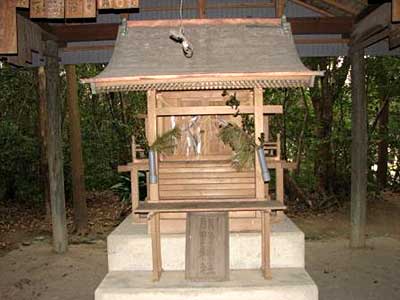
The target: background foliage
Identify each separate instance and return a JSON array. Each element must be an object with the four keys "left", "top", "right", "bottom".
[{"left": 0, "top": 56, "right": 399, "bottom": 209}]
